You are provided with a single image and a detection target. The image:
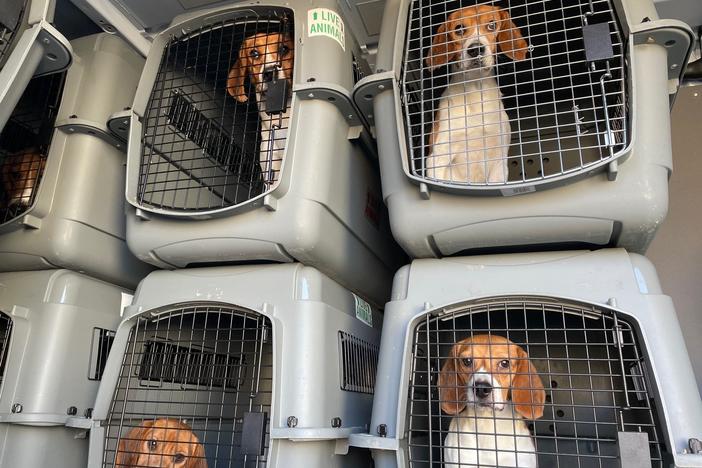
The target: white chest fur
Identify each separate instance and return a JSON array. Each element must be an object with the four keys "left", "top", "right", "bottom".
[
  {"left": 443, "top": 405, "right": 538, "bottom": 467},
  {"left": 427, "top": 72, "right": 511, "bottom": 184}
]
